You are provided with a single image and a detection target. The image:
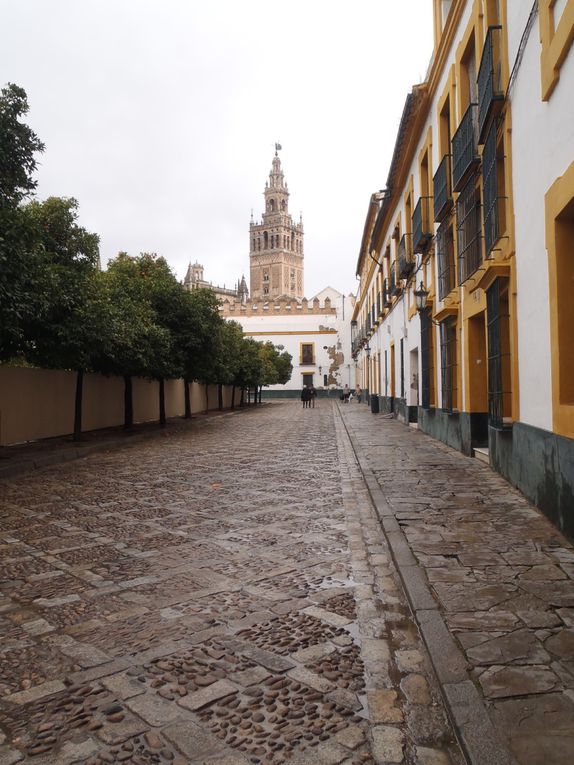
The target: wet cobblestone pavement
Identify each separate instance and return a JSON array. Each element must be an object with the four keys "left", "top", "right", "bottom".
[
  {"left": 0, "top": 402, "right": 462, "bottom": 765},
  {"left": 340, "top": 404, "right": 574, "bottom": 765}
]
